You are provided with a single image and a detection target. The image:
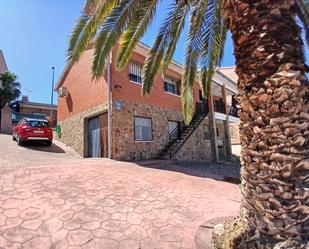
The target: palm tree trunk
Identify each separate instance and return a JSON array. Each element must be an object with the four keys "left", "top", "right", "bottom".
[{"left": 222, "top": 0, "right": 309, "bottom": 244}]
